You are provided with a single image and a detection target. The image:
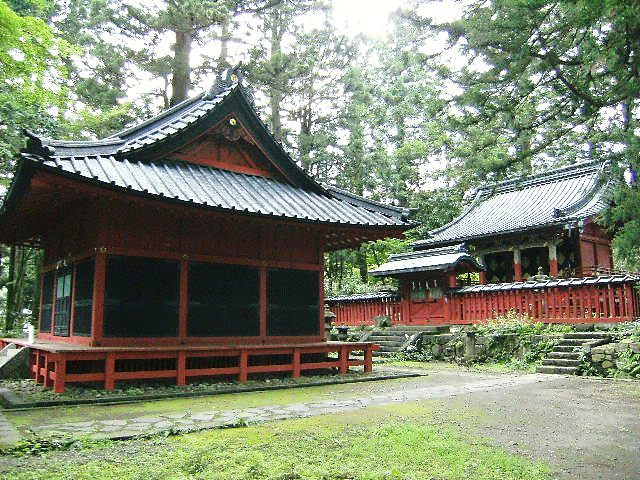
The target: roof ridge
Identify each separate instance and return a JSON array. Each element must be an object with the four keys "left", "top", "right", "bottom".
[
  {"left": 481, "top": 160, "right": 605, "bottom": 195},
  {"left": 325, "top": 186, "right": 412, "bottom": 220},
  {"left": 411, "top": 191, "right": 485, "bottom": 248},
  {"left": 391, "top": 243, "right": 466, "bottom": 260},
  {"left": 108, "top": 93, "right": 206, "bottom": 140}
]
